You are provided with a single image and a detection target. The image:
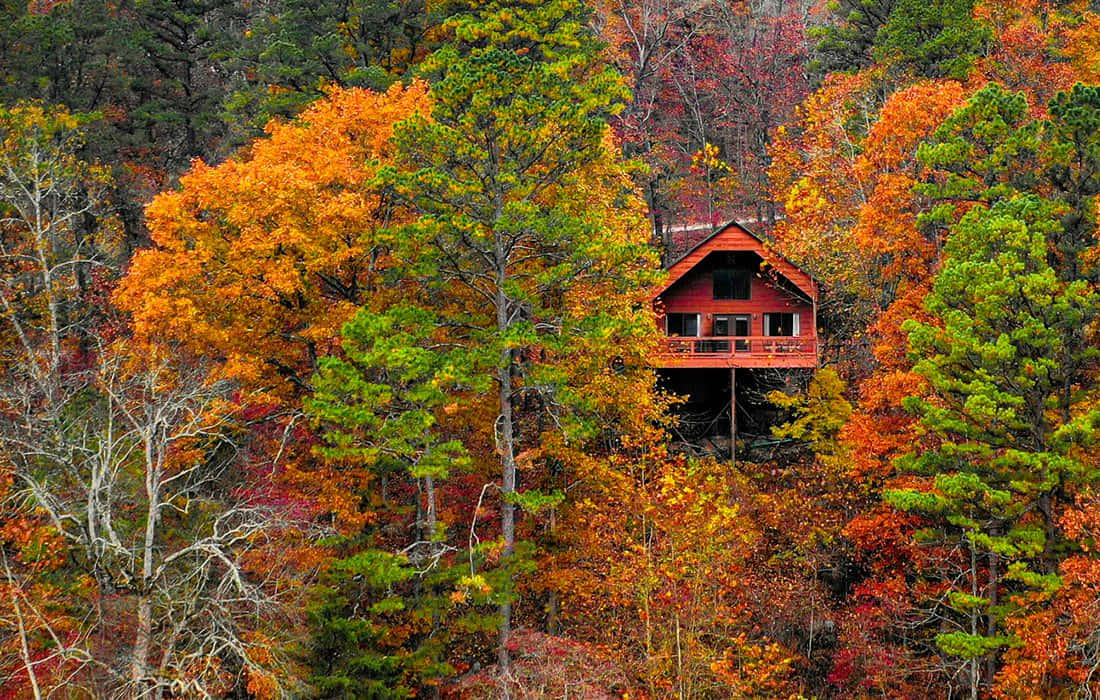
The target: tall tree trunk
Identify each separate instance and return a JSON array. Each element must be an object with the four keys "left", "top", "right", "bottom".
[
  {"left": 132, "top": 439, "right": 159, "bottom": 695},
  {"left": 969, "top": 543, "right": 979, "bottom": 700},
  {"left": 497, "top": 290, "right": 517, "bottom": 677},
  {"left": 132, "top": 595, "right": 153, "bottom": 695}
]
